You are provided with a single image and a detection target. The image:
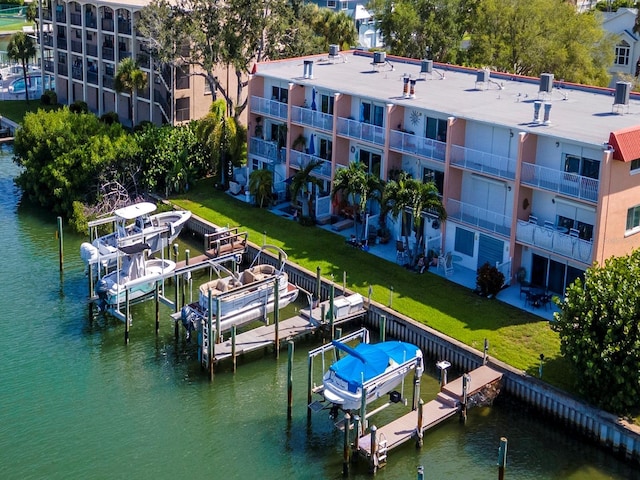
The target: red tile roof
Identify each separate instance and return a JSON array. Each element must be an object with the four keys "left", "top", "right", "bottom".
[{"left": 609, "top": 126, "right": 640, "bottom": 162}]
